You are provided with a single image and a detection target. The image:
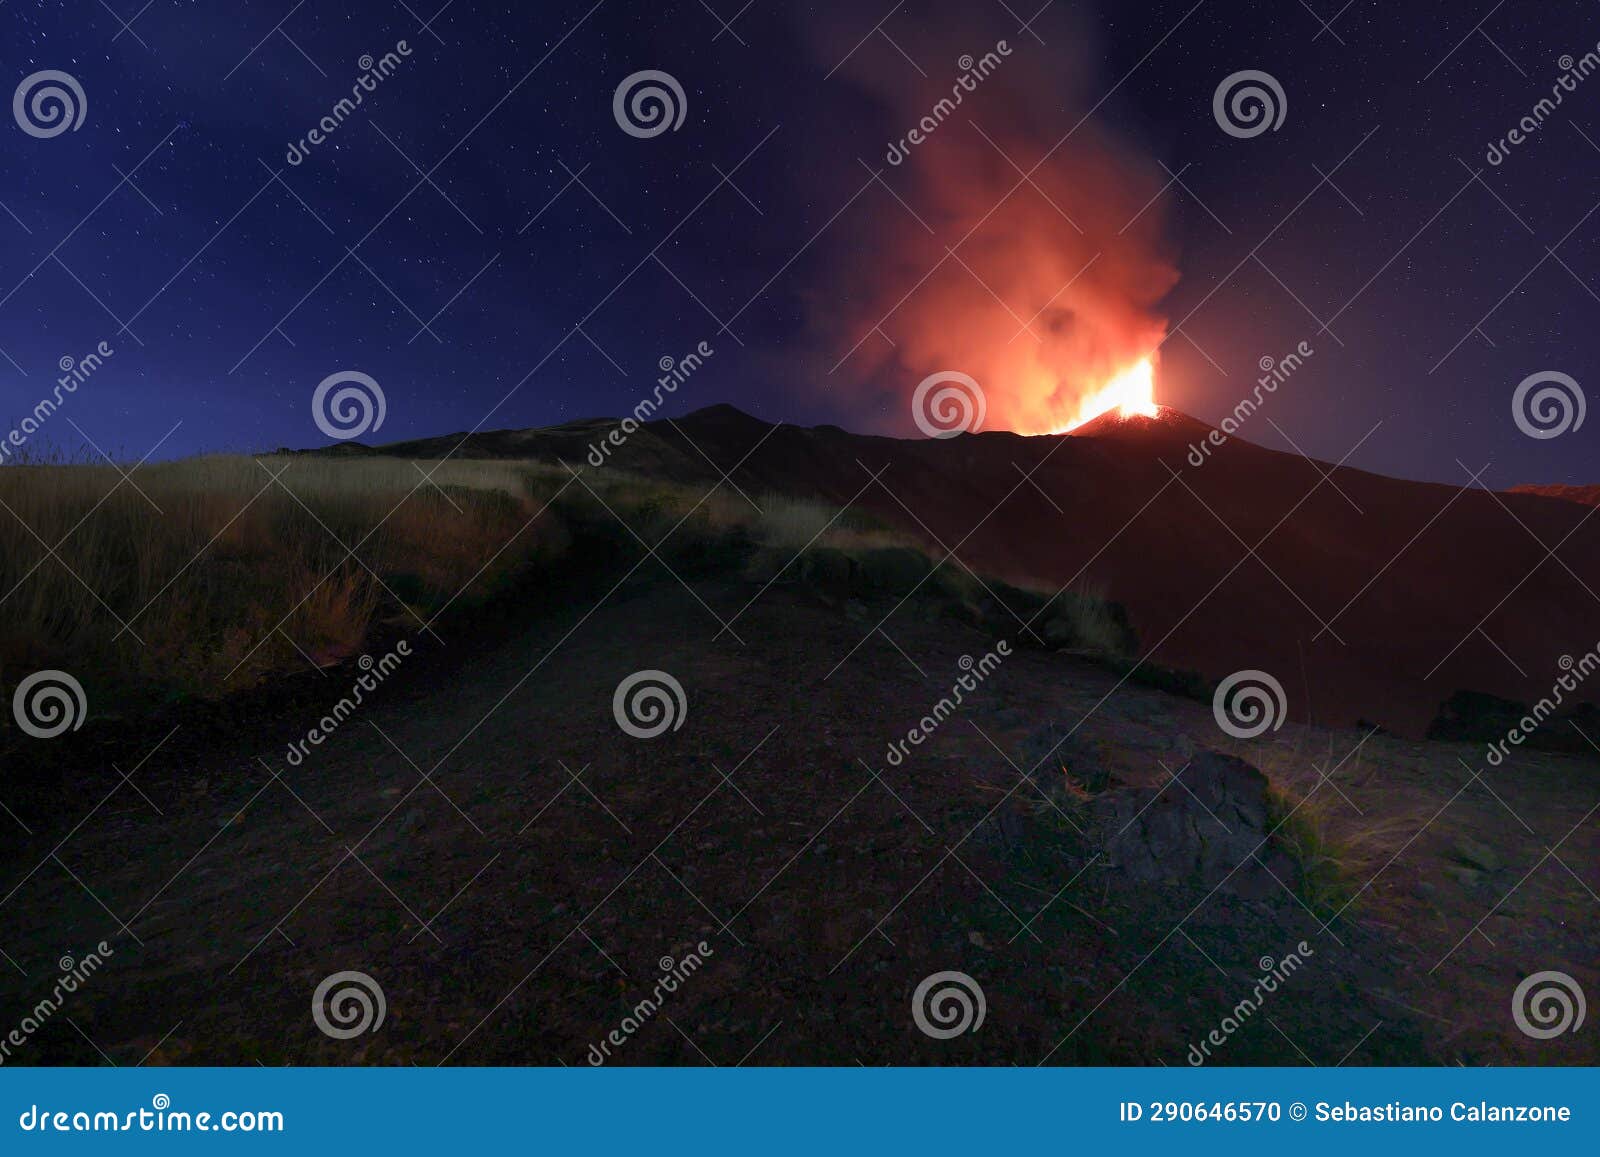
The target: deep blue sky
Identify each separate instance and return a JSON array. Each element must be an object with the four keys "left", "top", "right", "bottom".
[{"left": 1, "top": 0, "right": 1596, "bottom": 485}]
